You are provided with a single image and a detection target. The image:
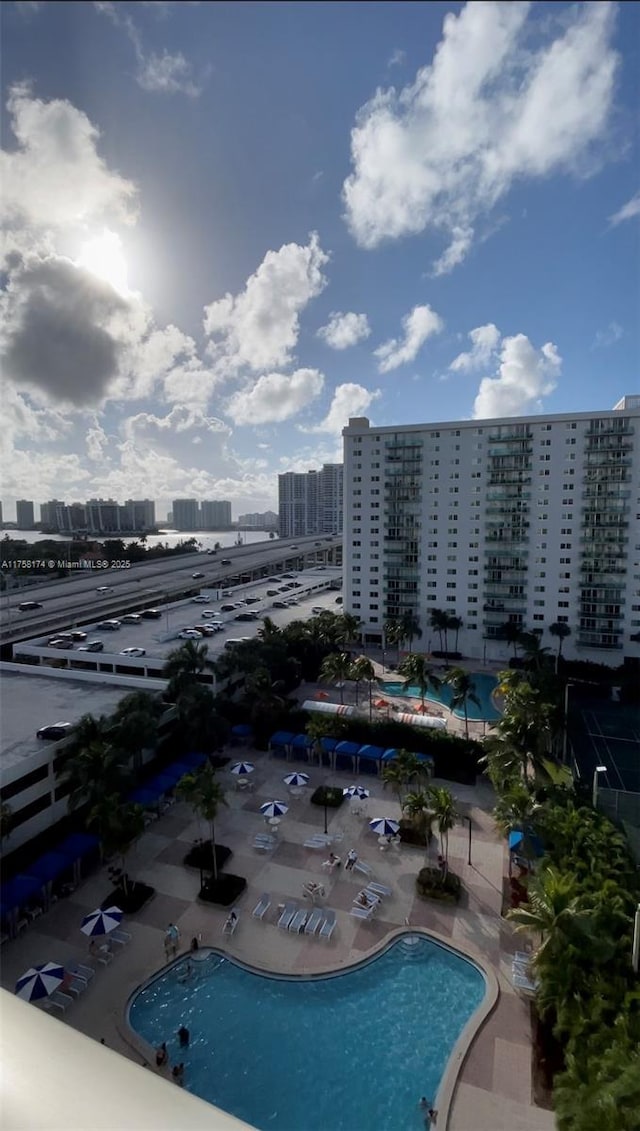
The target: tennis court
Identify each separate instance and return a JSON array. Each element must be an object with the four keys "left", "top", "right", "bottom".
[{"left": 568, "top": 700, "right": 640, "bottom": 794}]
